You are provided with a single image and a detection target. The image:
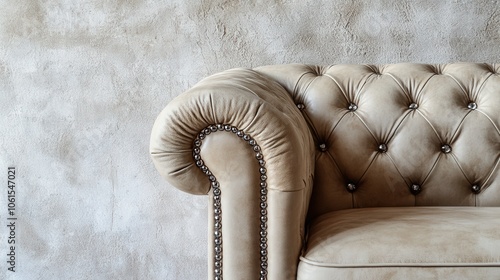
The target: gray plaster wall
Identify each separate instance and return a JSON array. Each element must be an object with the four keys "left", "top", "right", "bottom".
[{"left": 0, "top": 0, "right": 498, "bottom": 279}]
